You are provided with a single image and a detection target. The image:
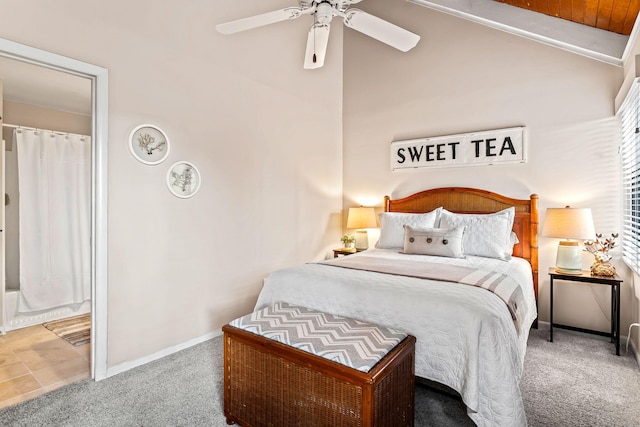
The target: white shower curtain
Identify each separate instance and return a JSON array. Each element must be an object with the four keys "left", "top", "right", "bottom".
[{"left": 15, "top": 129, "right": 91, "bottom": 313}]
